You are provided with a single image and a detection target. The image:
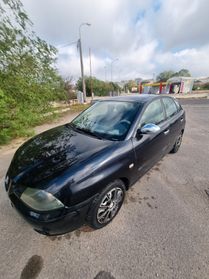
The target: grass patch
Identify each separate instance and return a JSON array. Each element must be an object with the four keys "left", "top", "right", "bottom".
[
  {"left": 69, "top": 103, "right": 90, "bottom": 112},
  {"left": 0, "top": 103, "right": 89, "bottom": 146}
]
